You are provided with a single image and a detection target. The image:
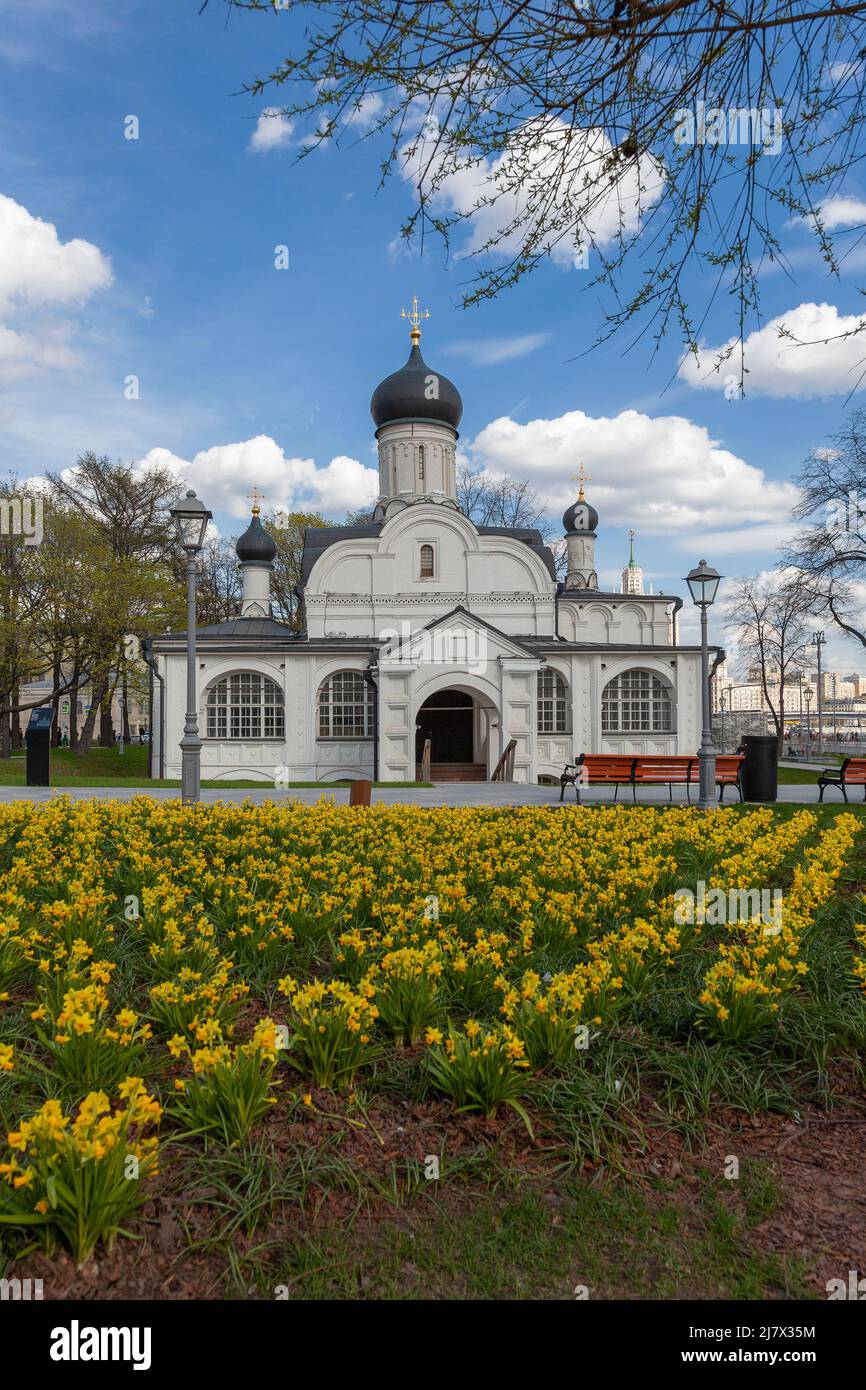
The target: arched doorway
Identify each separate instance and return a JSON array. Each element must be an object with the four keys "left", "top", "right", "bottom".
[{"left": 415, "top": 689, "right": 474, "bottom": 763}]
